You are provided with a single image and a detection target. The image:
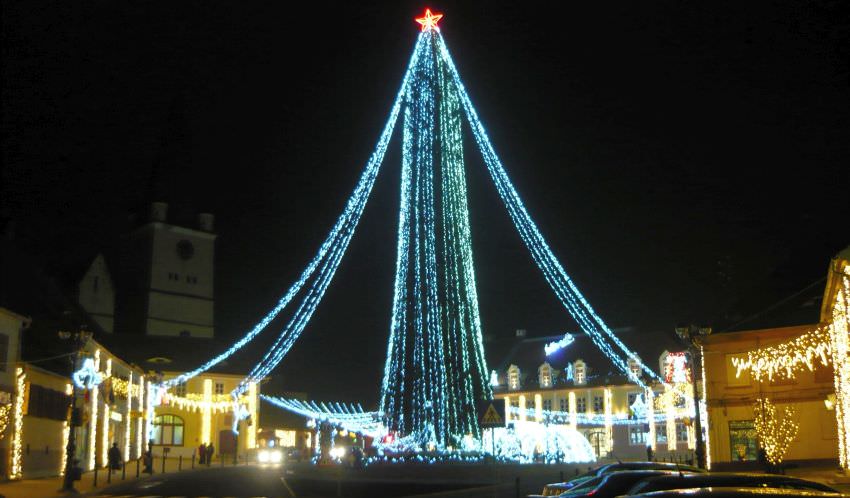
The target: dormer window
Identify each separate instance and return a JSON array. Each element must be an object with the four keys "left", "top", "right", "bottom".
[
  {"left": 507, "top": 365, "right": 521, "bottom": 390},
  {"left": 574, "top": 359, "right": 586, "bottom": 385},
  {"left": 538, "top": 362, "right": 553, "bottom": 388},
  {"left": 628, "top": 357, "right": 641, "bottom": 381}
]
